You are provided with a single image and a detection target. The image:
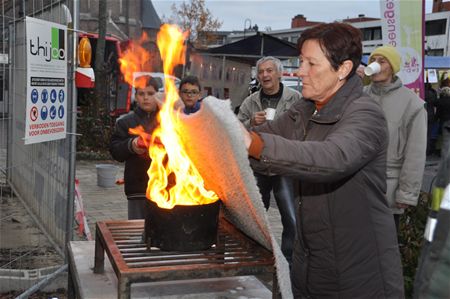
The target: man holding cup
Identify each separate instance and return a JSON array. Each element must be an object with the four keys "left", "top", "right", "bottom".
[{"left": 238, "top": 56, "right": 301, "bottom": 265}]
